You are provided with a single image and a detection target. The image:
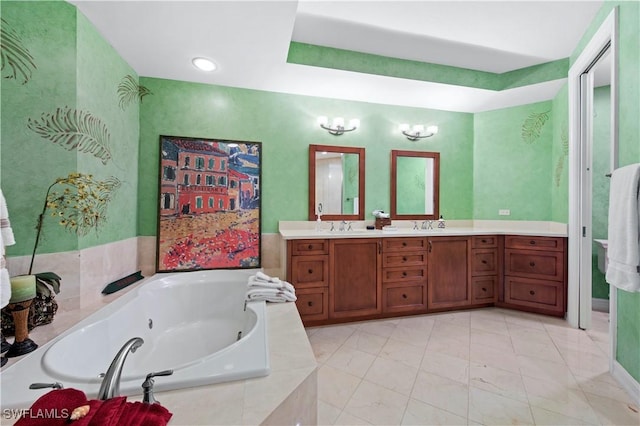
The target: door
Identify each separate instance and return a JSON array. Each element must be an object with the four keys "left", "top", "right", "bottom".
[
  {"left": 427, "top": 236, "right": 472, "bottom": 309},
  {"left": 329, "top": 238, "right": 381, "bottom": 318}
]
